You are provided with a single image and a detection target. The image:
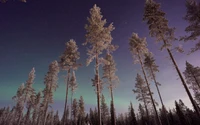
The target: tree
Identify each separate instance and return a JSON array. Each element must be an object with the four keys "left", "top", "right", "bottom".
[
  {"left": 83, "top": 4, "right": 114, "bottom": 125},
  {"left": 129, "top": 33, "right": 161, "bottom": 125},
  {"left": 101, "top": 94, "right": 109, "bottom": 125},
  {"left": 181, "top": 0, "right": 200, "bottom": 53},
  {"left": 54, "top": 110, "right": 60, "bottom": 125},
  {"left": 42, "top": 61, "right": 59, "bottom": 125},
  {"left": 143, "top": 53, "right": 170, "bottom": 125},
  {"left": 72, "top": 99, "right": 79, "bottom": 125},
  {"left": 143, "top": 0, "right": 200, "bottom": 117},
  {"left": 78, "top": 96, "right": 85, "bottom": 125},
  {"left": 15, "top": 68, "right": 35, "bottom": 125},
  {"left": 32, "top": 91, "right": 42, "bottom": 125},
  {"left": 175, "top": 101, "right": 187, "bottom": 125},
  {"left": 59, "top": 39, "right": 80, "bottom": 125},
  {"left": 12, "top": 83, "right": 25, "bottom": 124},
  {"left": 128, "top": 102, "right": 137, "bottom": 125},
  {"left": 183, "top": 61, "right": 200, "bottom": 104},
  {"left": 102, "top": 53, "right": 119, "bottom": 125},
  {"left": 69, "top": 71, "right": 78, "bottom": 124},
  {"left": 133, "top": 73, "right": 150, "bottom": 120}
]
